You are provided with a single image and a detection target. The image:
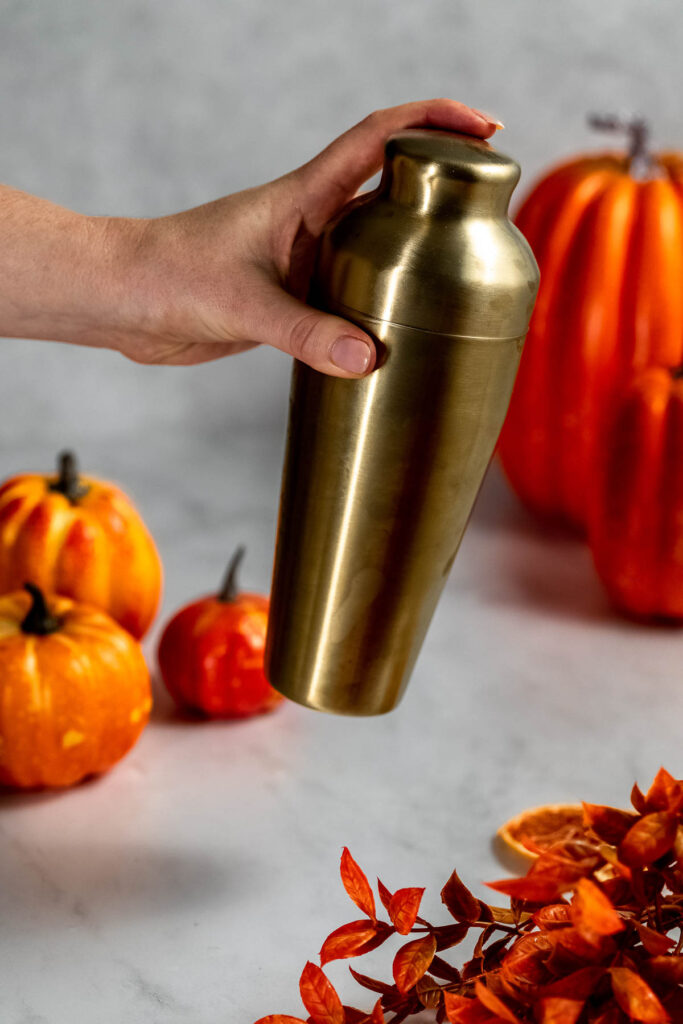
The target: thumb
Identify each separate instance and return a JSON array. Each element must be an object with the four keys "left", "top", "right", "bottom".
[{"left": 252, "top": 283, "right": 376, "bottom": 378}]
